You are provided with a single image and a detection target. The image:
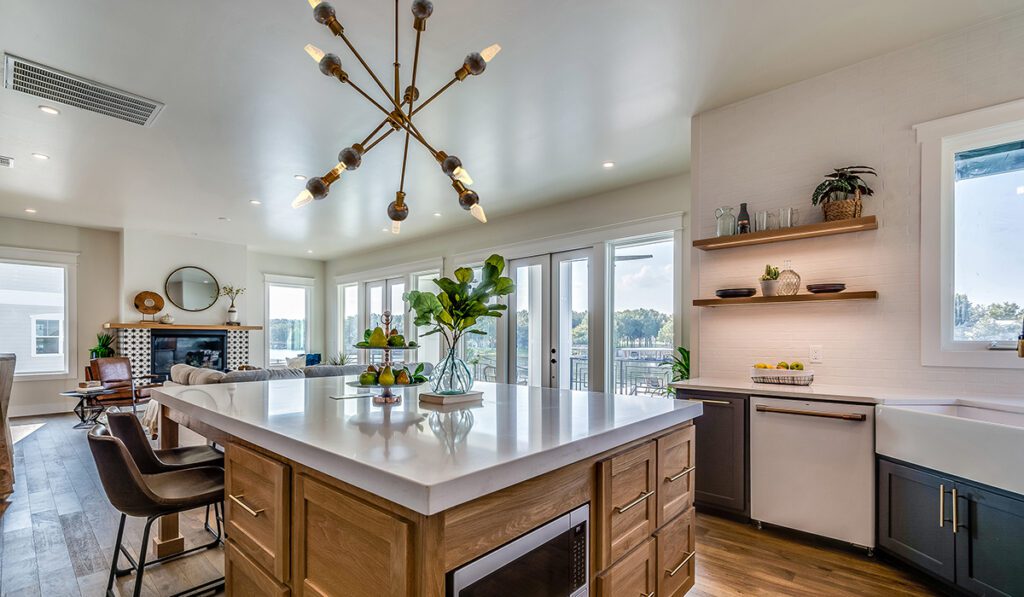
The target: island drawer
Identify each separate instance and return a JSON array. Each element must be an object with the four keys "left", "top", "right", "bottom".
[
  {"left": 596, "top": 537, "right": 656, "bottom": 597},
  {"left": 656, "top": 508, "right": 696, "bottom": 597},
  {"left": 226, "top": 443, "right": 291, "bottom": 583},
  {"left": 598, "top": 440, "right": 657, "bottom": 567},
  {"left": 226, "top": 539, "right": 291, "bottom": 597},
  {"left": 657, "top": 425, "right": 696, "bottom": 526}
]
